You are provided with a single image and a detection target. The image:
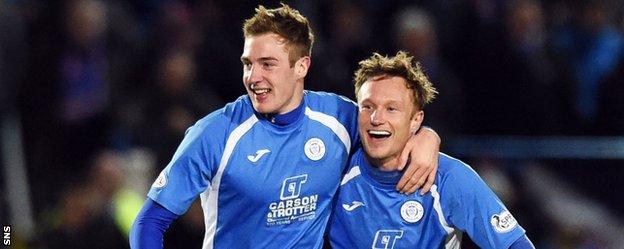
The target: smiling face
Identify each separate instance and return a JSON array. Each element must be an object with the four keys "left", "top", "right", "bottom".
[
  {"left": 357, "top": 75, "right": 424, "bottom": 170},
  {"left": 241, "top": 33, "right": 310, "bottom": 114}
]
